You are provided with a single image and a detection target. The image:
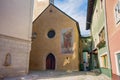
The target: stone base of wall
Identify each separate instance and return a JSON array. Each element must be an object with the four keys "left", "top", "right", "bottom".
[
  {"left": 0, "top": 34, "right": 31, "bottom": 77},
  {"left": 0, "top": 67, "right": 27, "bottom": 77},
  {"left": 100, "top": 68, "right": 112, "bottom": 78}
]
